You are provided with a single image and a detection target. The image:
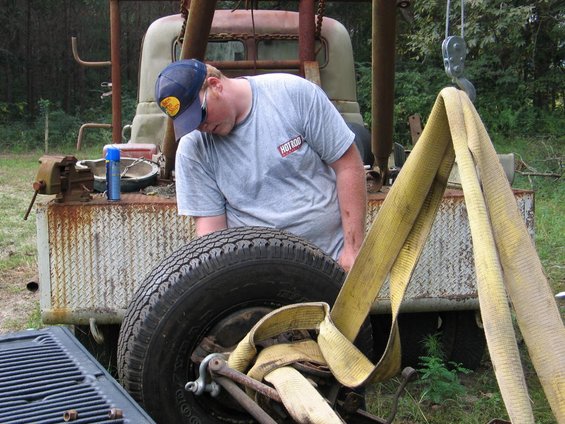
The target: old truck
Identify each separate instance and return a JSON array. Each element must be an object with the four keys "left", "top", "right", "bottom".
[{"left": 30, "top": 1, "right": 533, "bottom": 423}]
